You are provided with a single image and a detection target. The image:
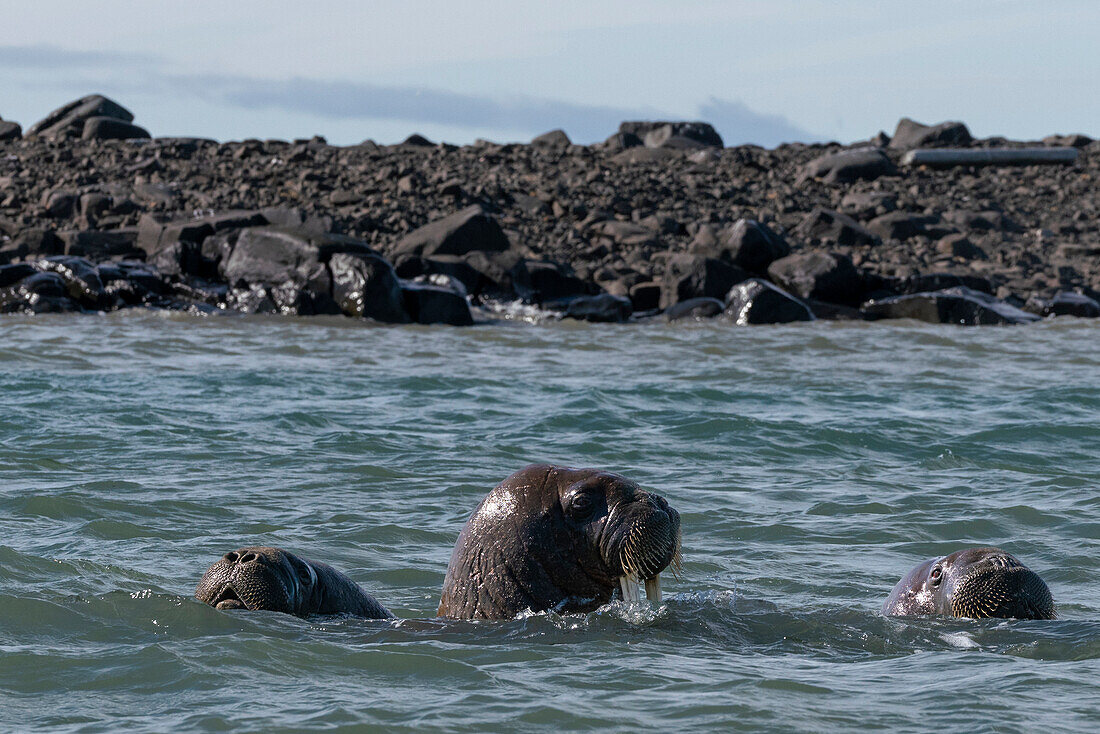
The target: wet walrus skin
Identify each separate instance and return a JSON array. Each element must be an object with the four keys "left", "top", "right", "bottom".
[
  {"left": 438, "top": 464, "right": 681, "bottom": 620},
  {"left": 196, "top": 546, "right": 393, "bottom": 619},
  {"left": 882, "top": 547, "right": 1055, "bottom": 620}
]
